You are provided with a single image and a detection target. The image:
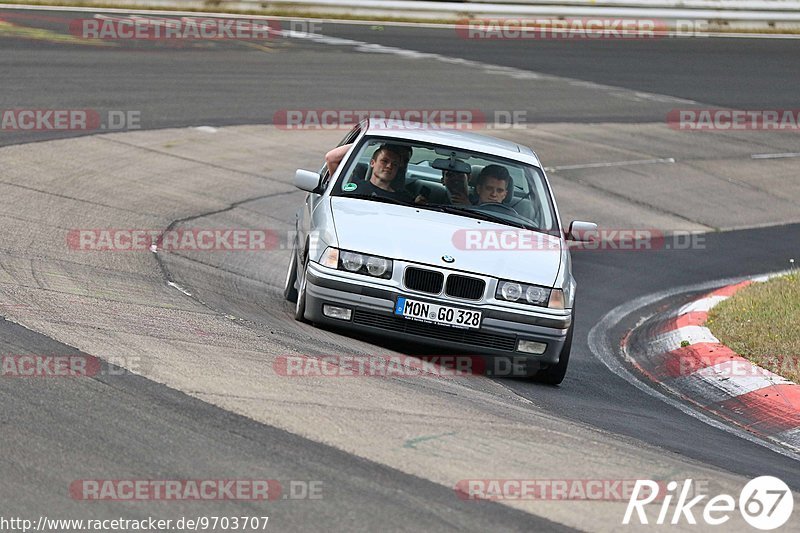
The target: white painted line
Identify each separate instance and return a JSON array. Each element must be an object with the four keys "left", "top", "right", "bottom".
[
  {"left": 669, "top": 363, "right": 793, "bottom": 405},
  {"left": 669, "top": 374, "right": 752, "bottom": 405},
  {"left": 167, "top": 281, "right": 193, "bottom": 297},
  {"left": 677, "top": 294, "right": 728, "bottom": 314},
  {"left": 751, "top": 152, "right": 800, "bottom": 159},
  {"left": 652, "top": 325, "right": 719, "bottom": 352},
  {"left": 287, "top": 30, "right": 551, "bottom": 82},
  {"left": 778, "top": 427, "right": 800, "bottom": 448},
  {"left": 0, "top": 9, "right": 784, "bottom": 117},
  {"left": 751, "top": 270, "right": 796, "bottom": 283},
  {"left": 588, "top": 273, "right": 800, "bottom": 458},
  {"left": 194, "top": 126, "right": 218, "bottom": 133},
  {"left": 94, "top": 14, "right": 129, "bottom": 21},
  {"left": 546, "top": 157, "right": 675, "bottom": 172},
  {"left": 695, "top": 363, "right": 792, "bottom": 393}
]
